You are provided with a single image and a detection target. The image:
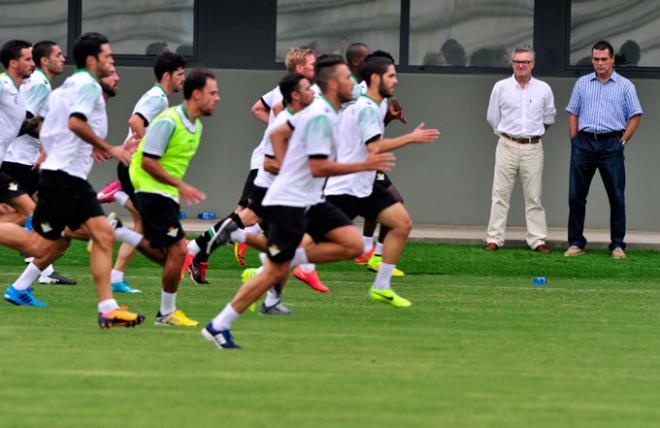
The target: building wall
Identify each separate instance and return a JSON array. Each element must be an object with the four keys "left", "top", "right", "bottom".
[{"left": 89, "top": 66, "right": 660, "bottom": 231}]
